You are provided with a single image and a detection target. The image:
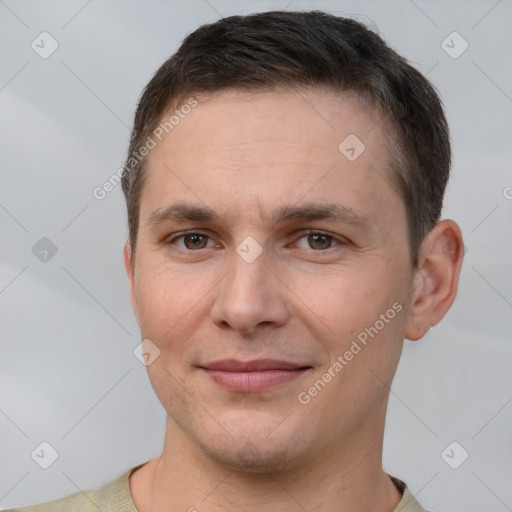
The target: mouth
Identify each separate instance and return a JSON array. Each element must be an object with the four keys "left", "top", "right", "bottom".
[{"left": 199, "top": 359, "right": 313, "bottom": 393}]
